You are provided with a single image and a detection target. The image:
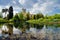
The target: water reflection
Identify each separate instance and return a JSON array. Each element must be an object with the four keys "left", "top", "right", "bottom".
[
  {"left": 6, "top": 23, "right": 13, "bottom": 35},
  {"left": 0, "top": 22, "right": 60, "bottom": 40}
]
